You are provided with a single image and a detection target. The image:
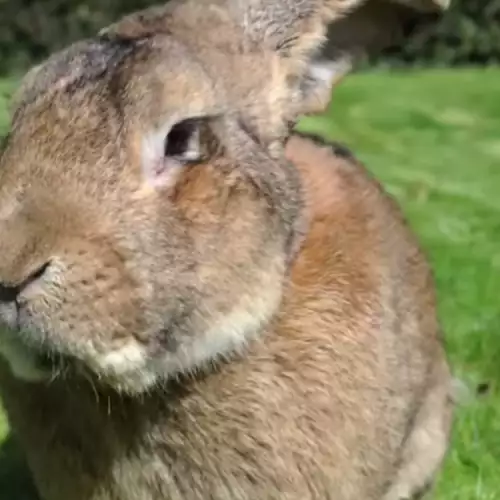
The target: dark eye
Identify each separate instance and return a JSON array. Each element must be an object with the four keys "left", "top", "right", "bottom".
[{"left": 164, "top": 118, "right": 201, "bottom": 162}]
